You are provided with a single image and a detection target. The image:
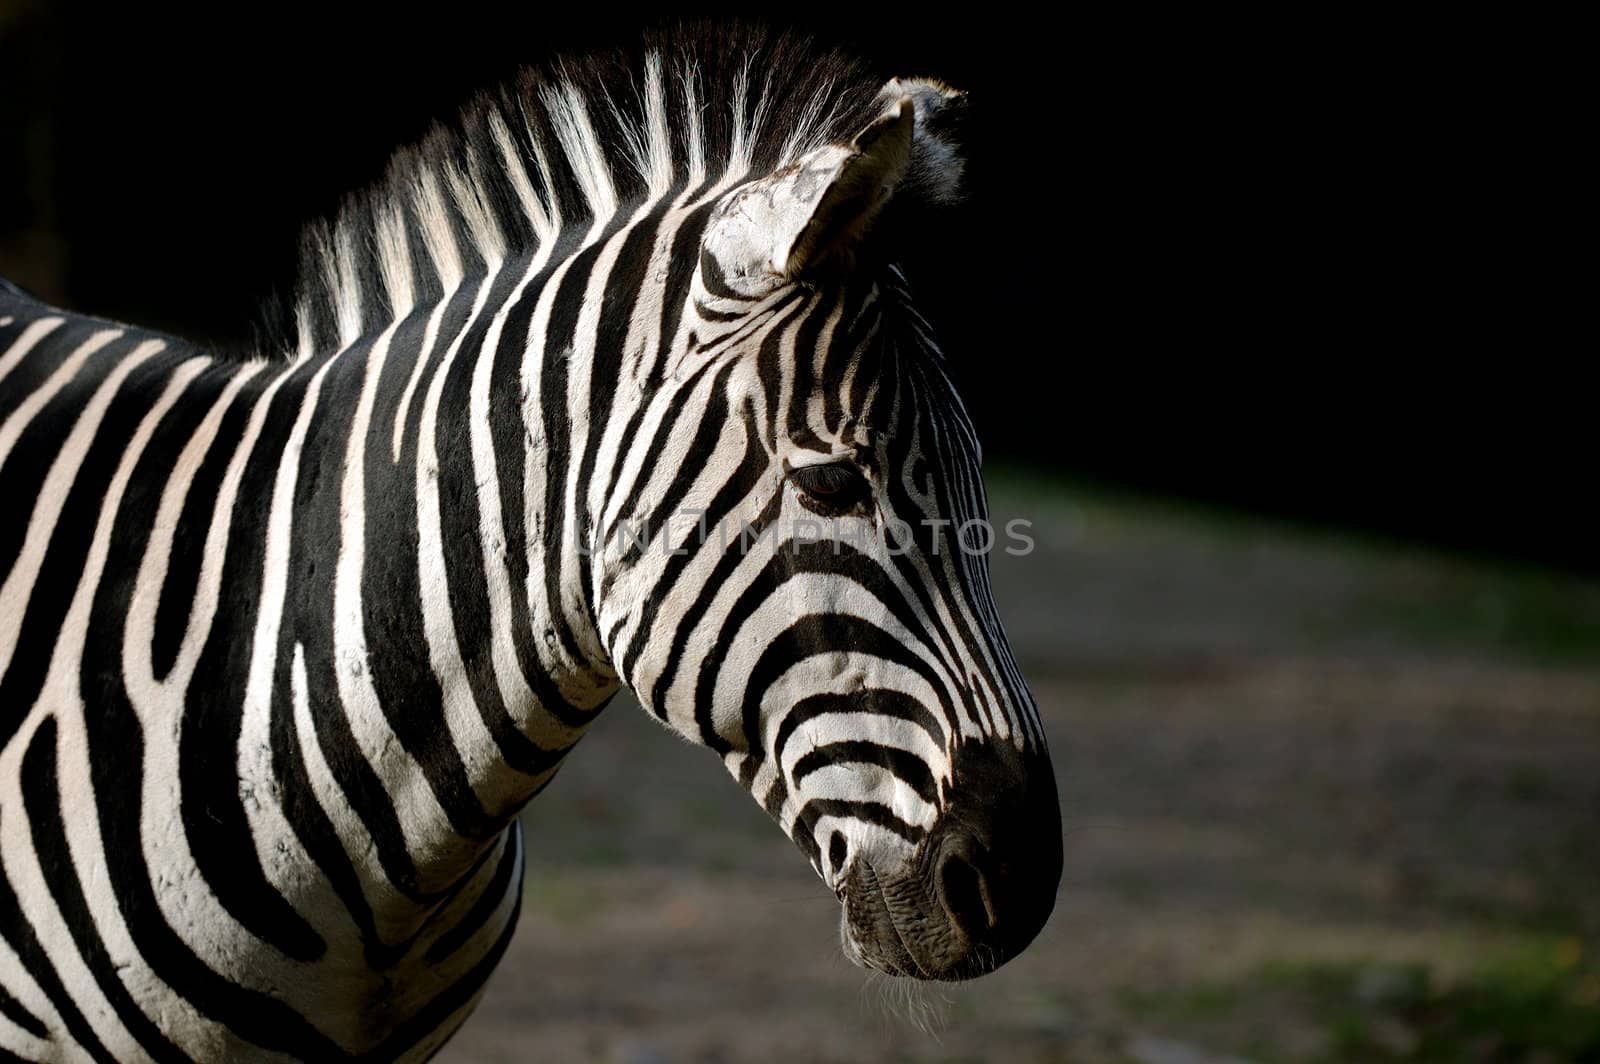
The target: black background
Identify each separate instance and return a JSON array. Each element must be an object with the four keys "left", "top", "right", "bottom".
[{"left": 1, "top": 4, "right": 1586, "bottom": 571}]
